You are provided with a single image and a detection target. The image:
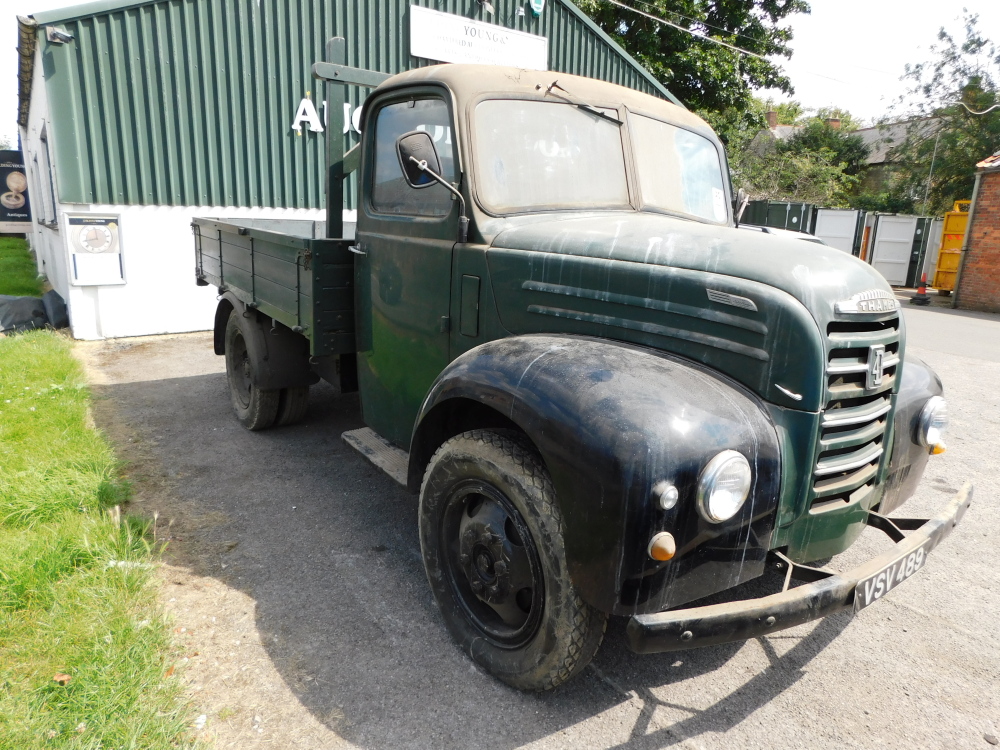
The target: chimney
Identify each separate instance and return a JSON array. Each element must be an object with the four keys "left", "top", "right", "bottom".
[
  {"left": 765, "top": 110, "right": 778, "bottom": 129},
  {"left": 825, "top": 118, "right": 842, "bottom": 130}
]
